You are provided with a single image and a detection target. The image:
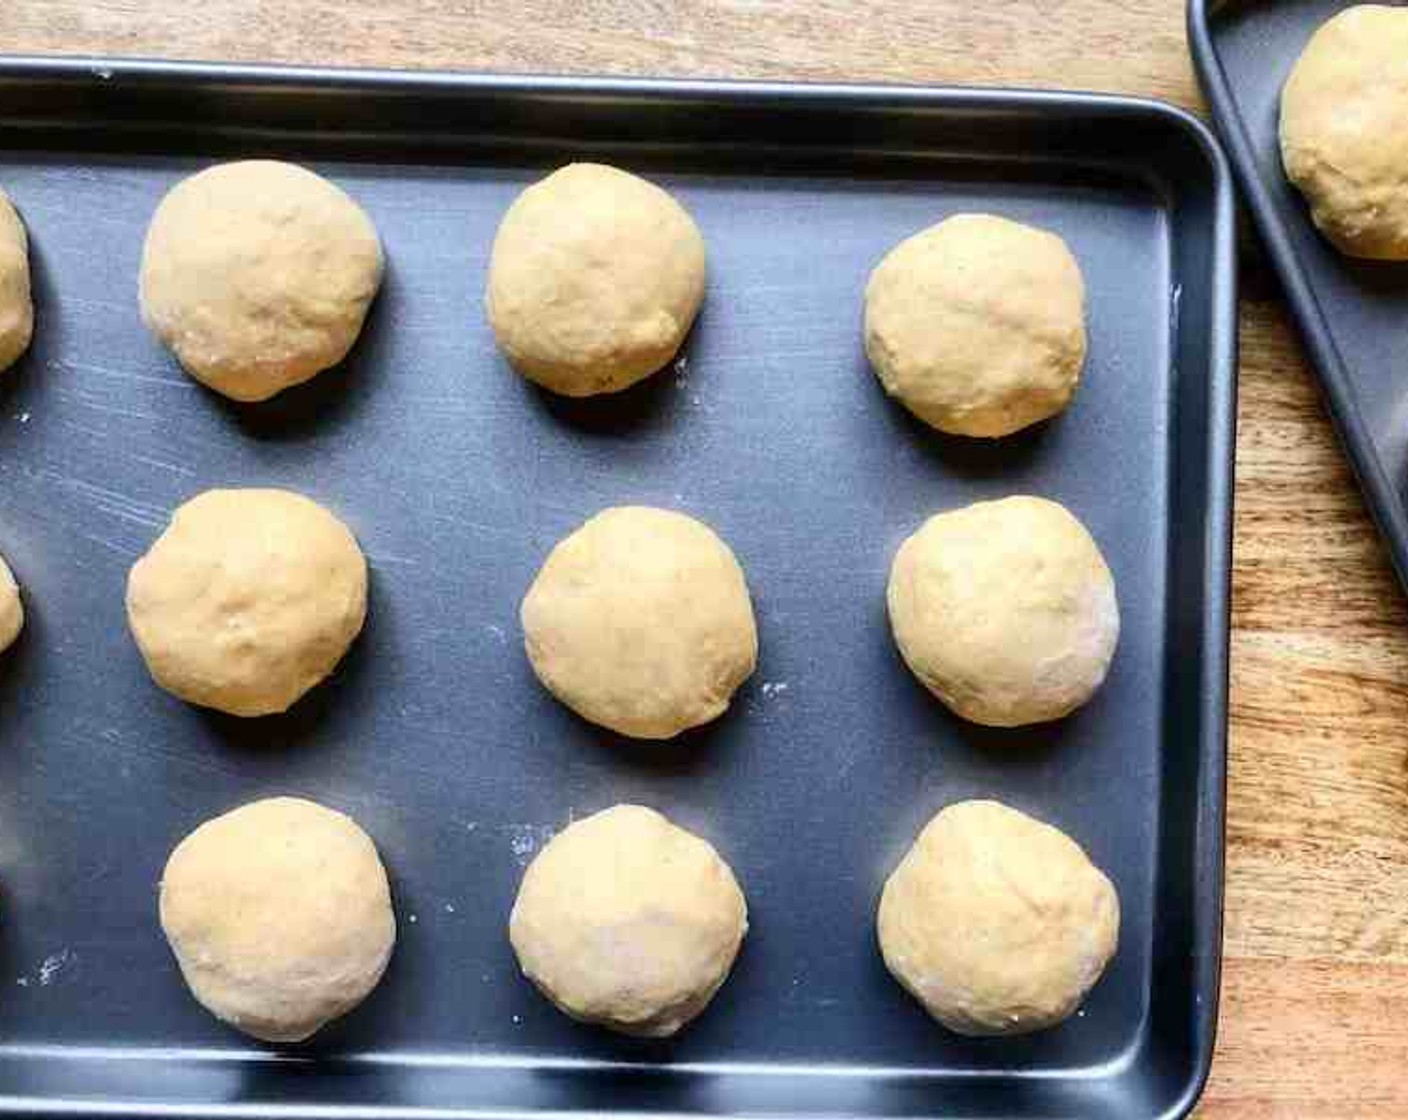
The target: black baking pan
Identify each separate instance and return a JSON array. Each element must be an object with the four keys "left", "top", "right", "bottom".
[
  {"left": 1190, "top": 0, "right": 1408, "bottom": 591},
  {"left": 0, "top": 59, "right": 1234, "bottom": 1120}
]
